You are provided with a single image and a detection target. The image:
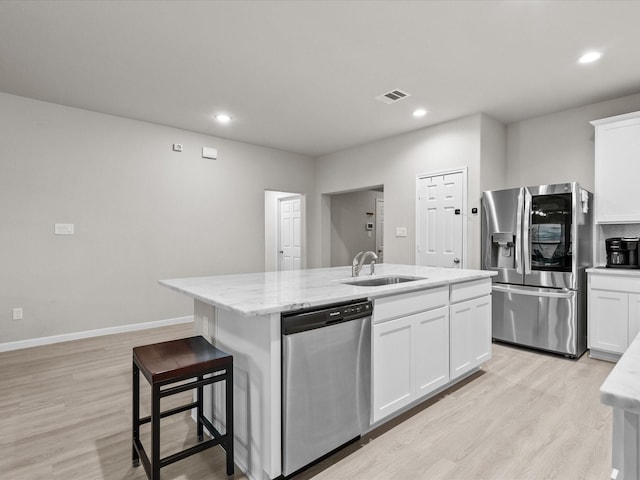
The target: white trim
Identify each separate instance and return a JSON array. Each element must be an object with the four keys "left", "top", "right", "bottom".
[
  {"left": 0, "top": 316, "right": 194, "bottom": 352},
  {"left": 415, "top": 167, "right": 468, "bottom": 268}
]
